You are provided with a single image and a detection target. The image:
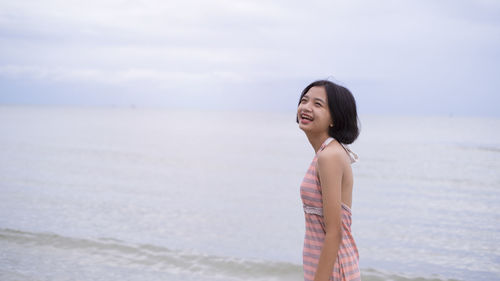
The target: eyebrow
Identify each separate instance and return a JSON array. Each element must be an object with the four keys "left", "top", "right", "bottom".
[
  {"left": 313, "top": 97, "right": 326, "bottom": 104},
  {"left": 302, "top": 95, "right": 326, "bottom": 104}
]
